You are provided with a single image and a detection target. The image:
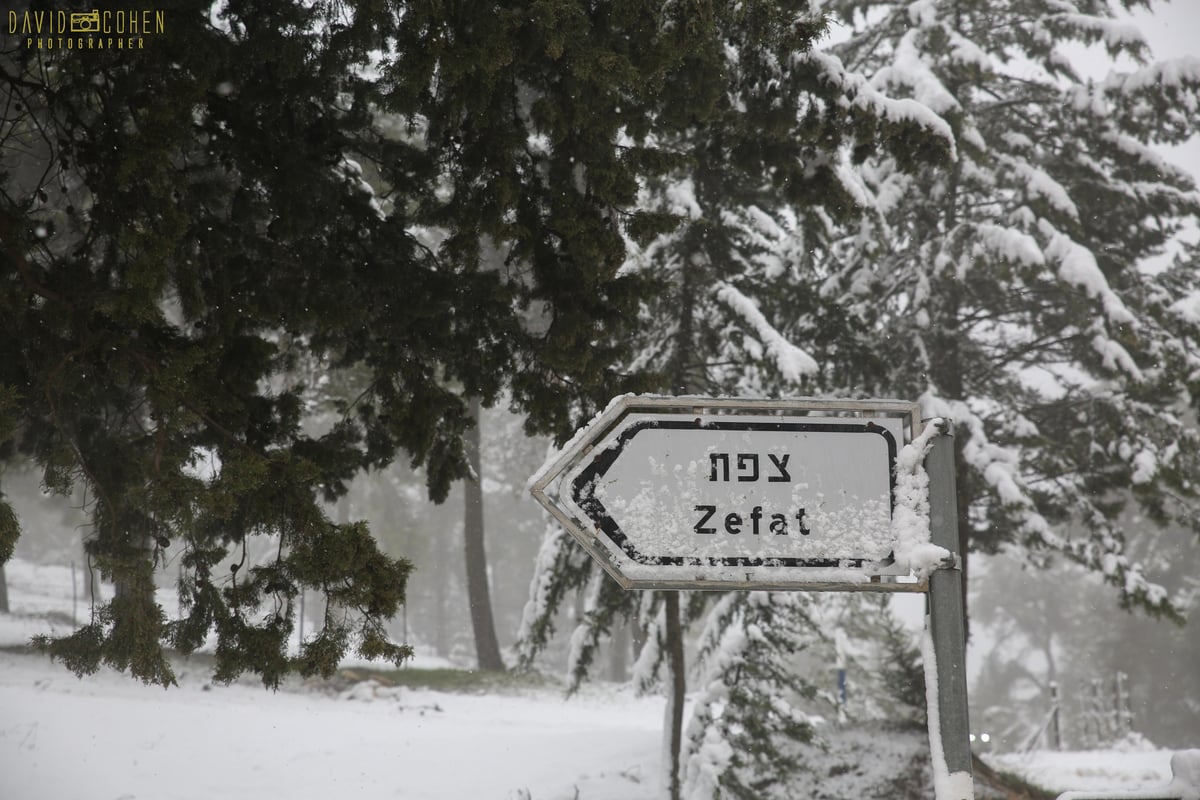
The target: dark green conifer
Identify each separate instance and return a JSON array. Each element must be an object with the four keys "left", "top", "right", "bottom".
[{"left": 0, "top": 0, "right": 698, "bottom": 686}]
